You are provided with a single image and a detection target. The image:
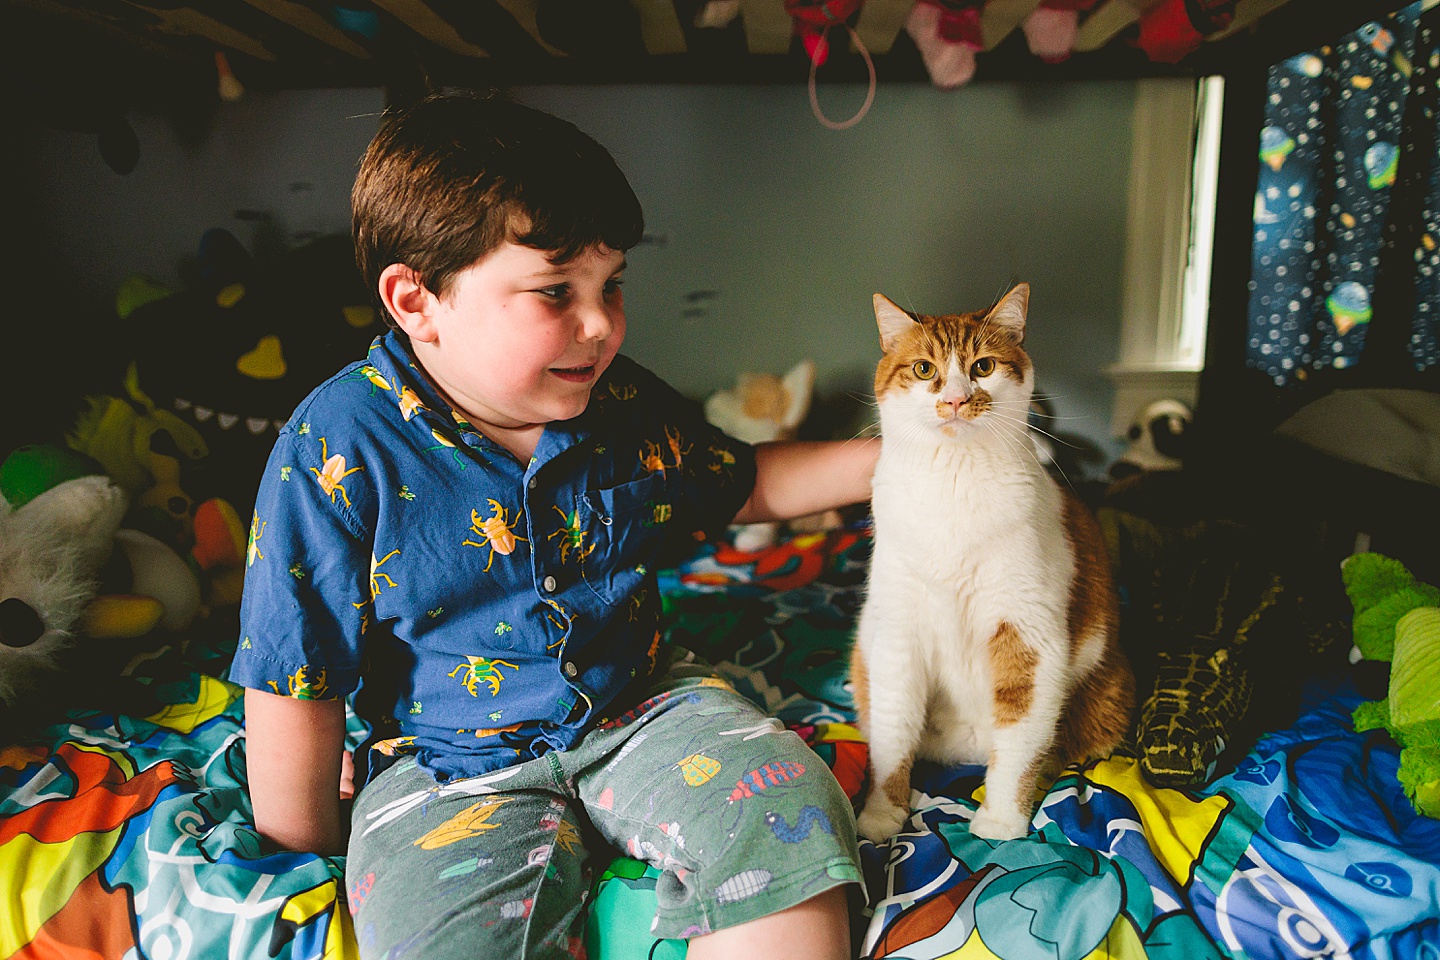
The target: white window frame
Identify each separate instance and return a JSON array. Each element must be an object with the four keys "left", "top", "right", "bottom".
[{"left": 1106, "top": 75, "right": 1225, "bottom": 436}]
